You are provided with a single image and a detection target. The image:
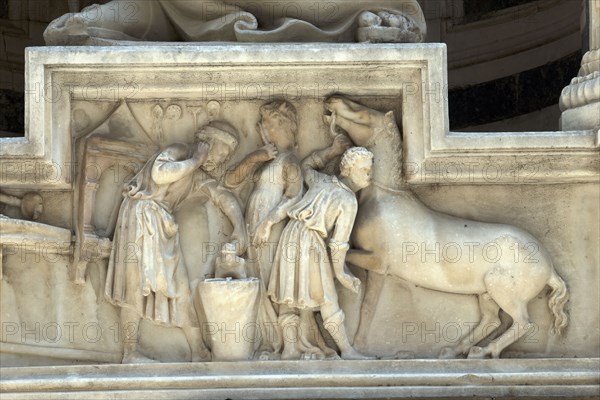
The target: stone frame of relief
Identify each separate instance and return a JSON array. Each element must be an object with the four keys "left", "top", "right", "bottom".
[{"left": 0, "top": 44, "right": 598, "bottom": 399}]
